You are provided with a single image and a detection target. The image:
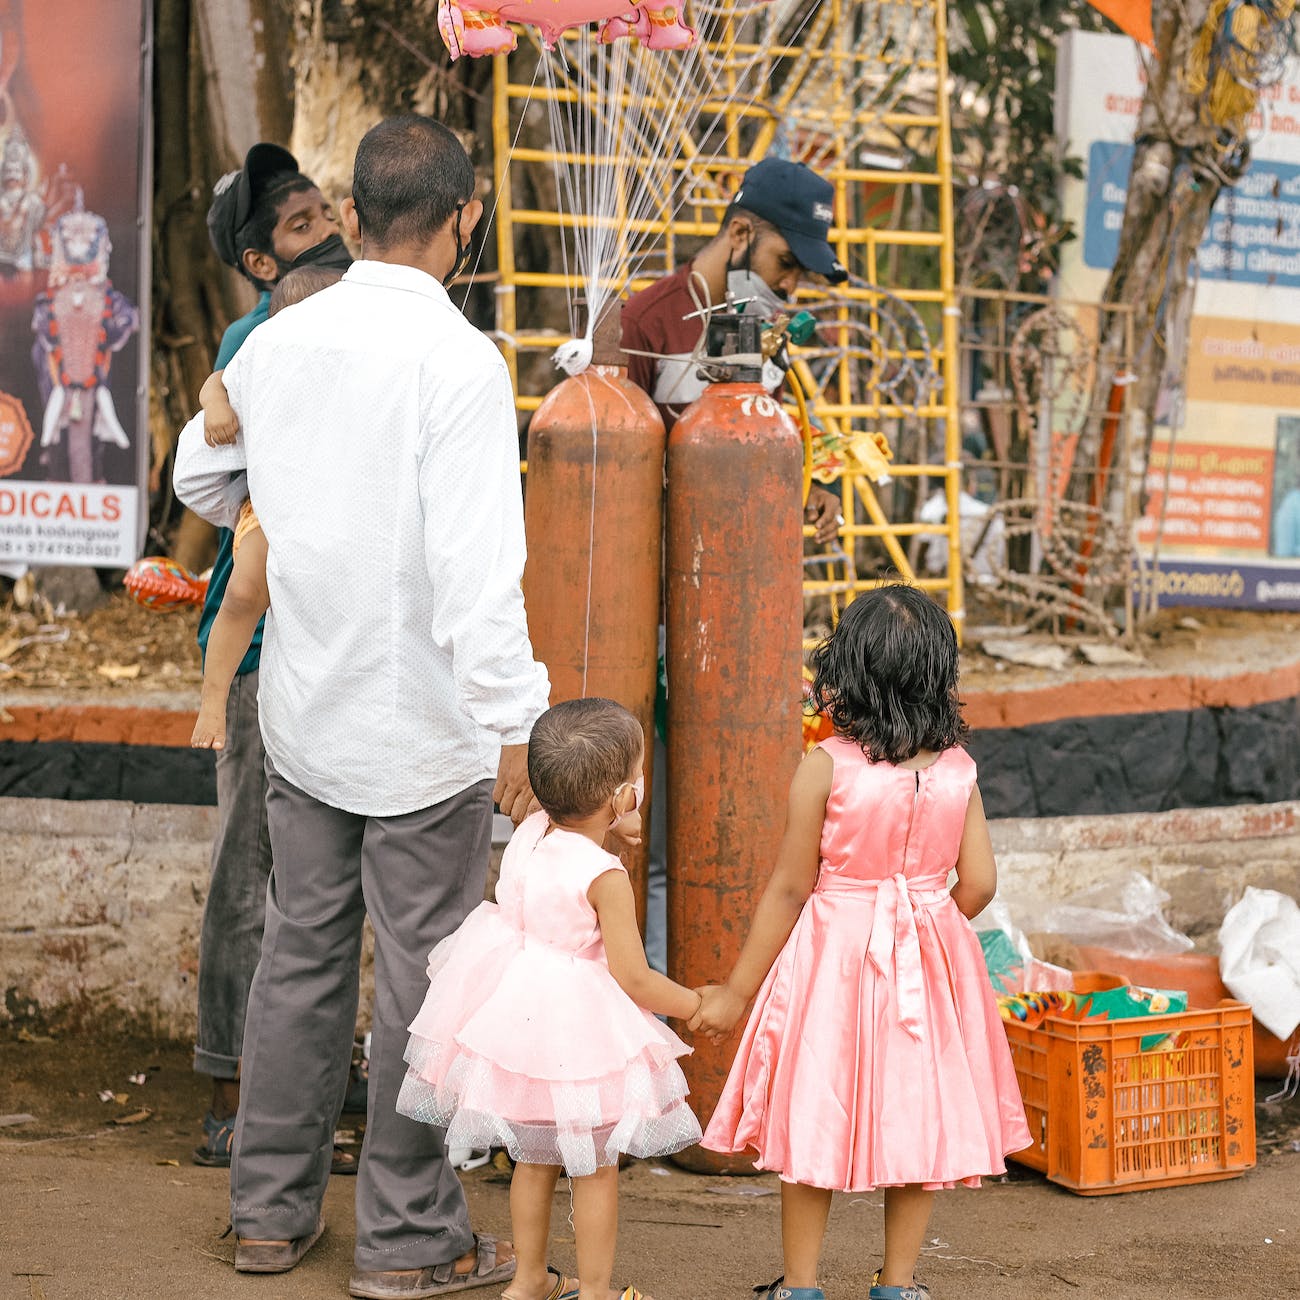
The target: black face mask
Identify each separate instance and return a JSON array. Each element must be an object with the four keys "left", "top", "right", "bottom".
[
  {"left": 273, "top": 232, "right": 354, "bottom": 277},
  {"left": 445, "top": 201, "right": 471, "bottom": 287}
]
